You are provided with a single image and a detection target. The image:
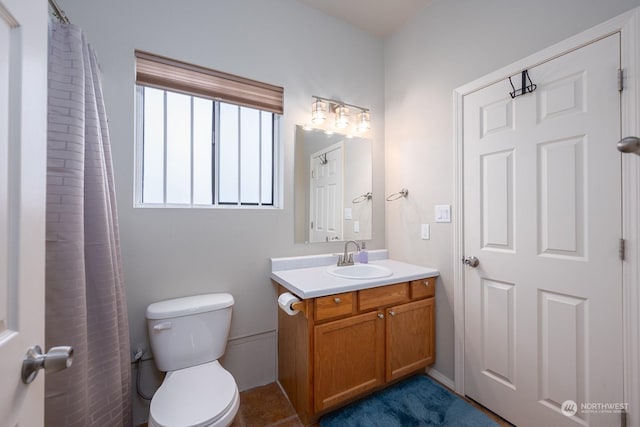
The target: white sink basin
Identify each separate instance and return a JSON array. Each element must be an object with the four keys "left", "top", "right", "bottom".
[{"left": 326, "top": 264, "right": 393, "bottom": 280}]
